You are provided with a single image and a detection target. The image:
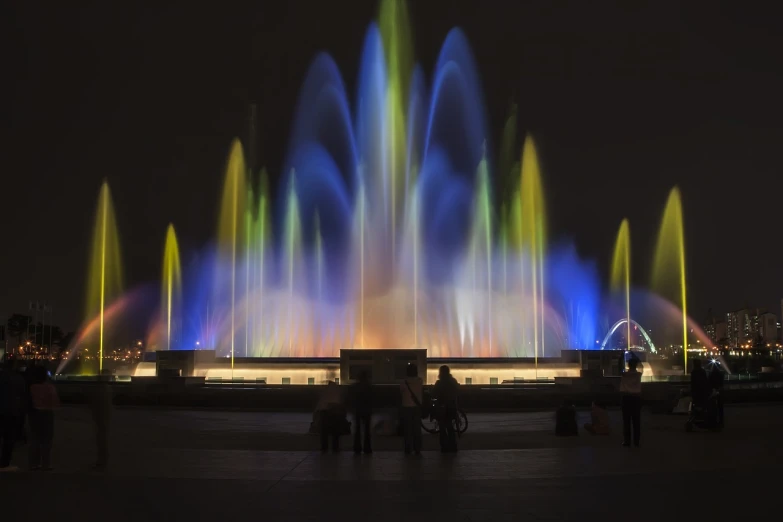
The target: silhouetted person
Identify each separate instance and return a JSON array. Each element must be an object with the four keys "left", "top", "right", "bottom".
[
  {"left": 400, "top": 363, "right": 423, "bottom": 455},
  {"left": 709, "top": 365, "right": 725, "bottom": 428},
  {"left": 317, "top": 381, "right": 344, "bottom": 453},
  {"left": 28, "top": 365, "right": 59, "bottom": 470},
  {"left": 555, "top": 400, "right": 578, "bottom": 436},
  {"left": 351, "top": 371, "right": 372, "bottom": 454},
  {"left": 584, "top": 400, "right": 610, "bottom": 435},
  {"left": 91, "top": 373, "right": 113, "bottom": 470},
  {"left": 620, "top": 357, "right": 642, "bottom": 447},
  {"left": 0, "top": 361, "right": 27, "bottom": 472},
  {"left": 18, "top": 364, "right": 34, "bottom": 444},
  {"left": 433, "top": 365, "right": 459, "bottom": 453},
  {"left": 690, "top": 360, "right": 709, "bottom": 410}
]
